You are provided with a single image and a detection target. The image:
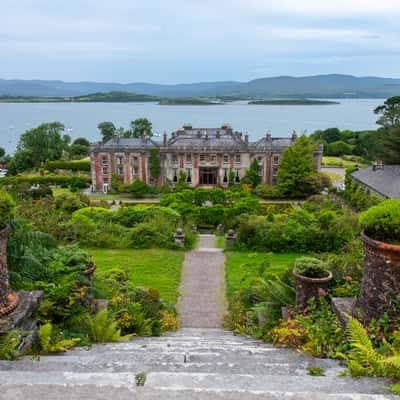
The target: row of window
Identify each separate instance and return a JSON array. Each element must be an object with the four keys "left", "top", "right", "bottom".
[
  {"left": 171, "top": 154, "right": 242, "bottom": 164},
  {"left": 102, "top": 154, "right": 280, "bottom": 167},
  {"left": 101, "top": 155, "right": 280, "bottom": 177}
]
